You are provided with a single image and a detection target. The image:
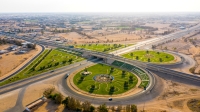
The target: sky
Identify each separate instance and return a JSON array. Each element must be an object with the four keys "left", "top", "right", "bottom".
[{"left": 0, "top": 0, "right": 200, "bottom": 13}]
